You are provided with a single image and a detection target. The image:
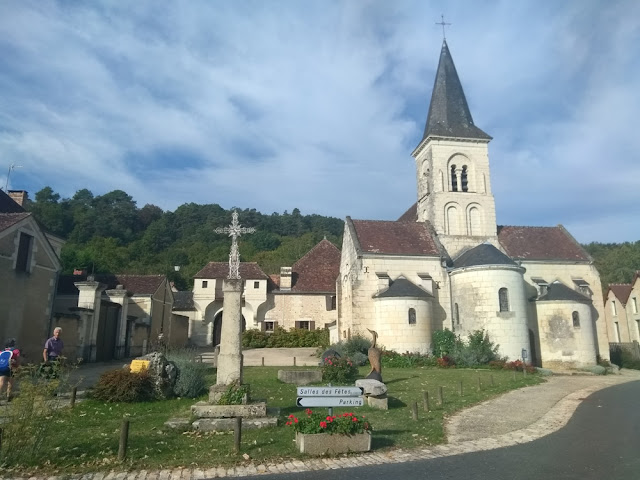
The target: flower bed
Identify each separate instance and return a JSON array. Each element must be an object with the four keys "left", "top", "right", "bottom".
[{"left": 286, "top": 409, "right": 371, "bottom": 435}]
